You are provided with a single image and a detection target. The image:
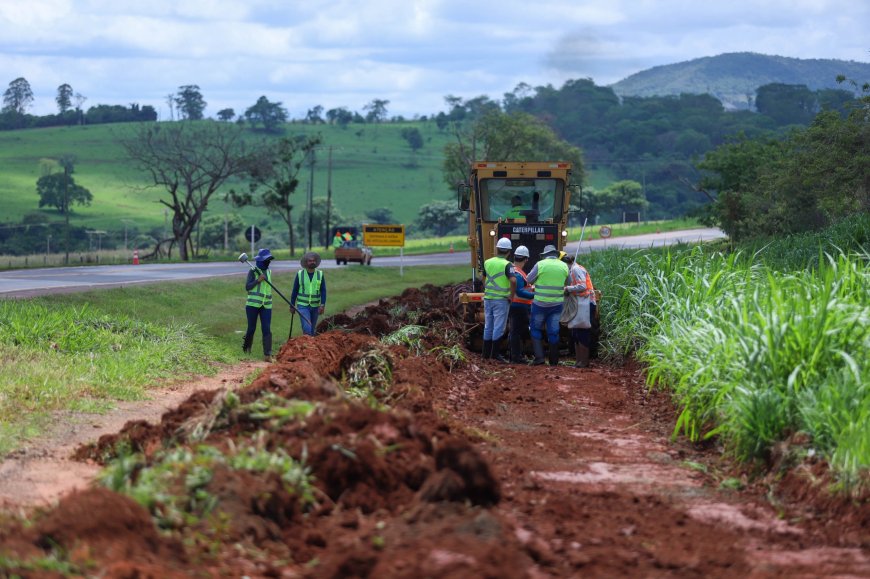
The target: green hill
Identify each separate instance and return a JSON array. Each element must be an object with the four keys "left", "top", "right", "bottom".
[
  {"left": 610, "top": 52, "right": 870, "bottom": 110},
  {"left": 0, "top": 121, "right": 456, "bottom": 244}
]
